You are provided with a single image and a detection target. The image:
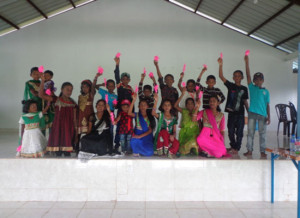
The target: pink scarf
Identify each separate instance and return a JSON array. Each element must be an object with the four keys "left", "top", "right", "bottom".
[{"left": 205, "top": 109, "right": 223, "bottom": 141}]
